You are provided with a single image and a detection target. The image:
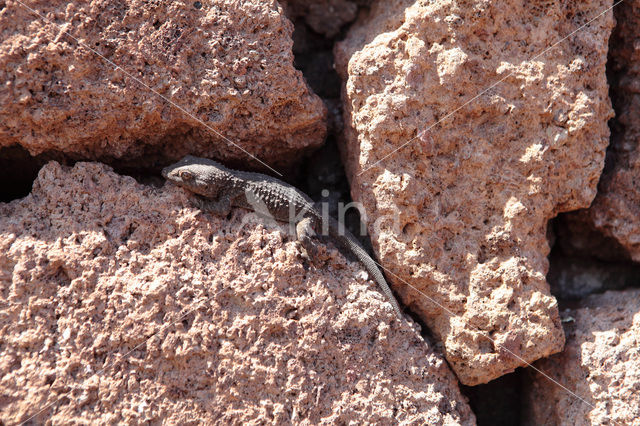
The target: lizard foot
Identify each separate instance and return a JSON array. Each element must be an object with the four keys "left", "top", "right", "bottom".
[
  {"left": 297, "top": 237, "right": 332, "bottom": 267},
  {"left": 296, "top": 218, "right": 327, "bottom": 266}
]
